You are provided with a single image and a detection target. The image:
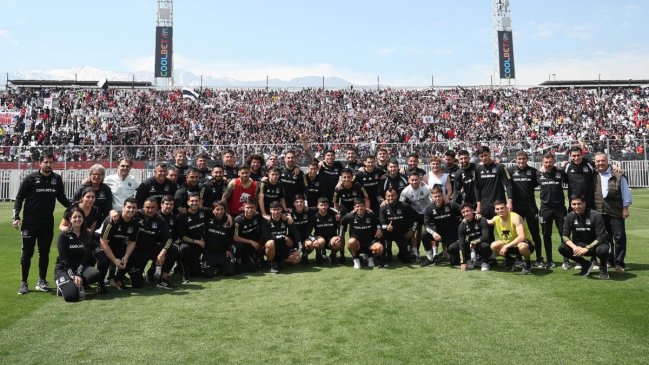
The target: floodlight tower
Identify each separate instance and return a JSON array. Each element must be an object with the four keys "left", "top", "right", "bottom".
[
  {"left": 155, "top": 0, "right": 174, "bottom": 87},
  {"left": 492, "top": 0, "right": 516, "bottom": 85}
]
